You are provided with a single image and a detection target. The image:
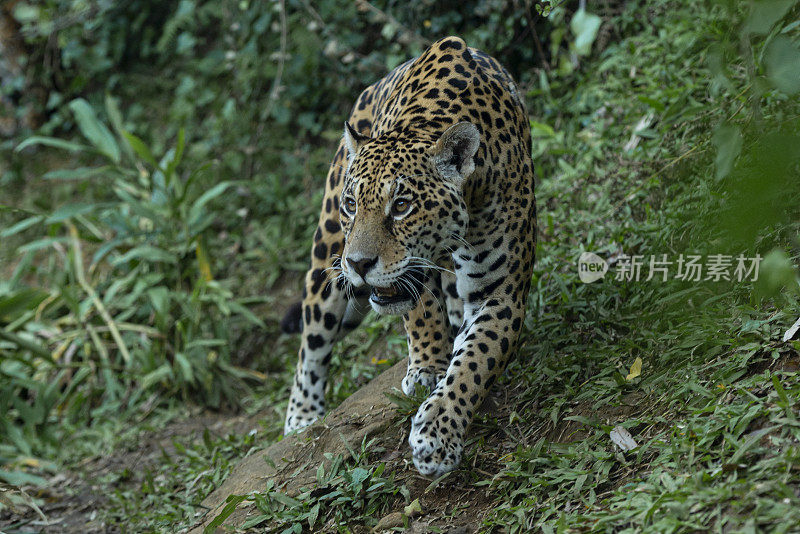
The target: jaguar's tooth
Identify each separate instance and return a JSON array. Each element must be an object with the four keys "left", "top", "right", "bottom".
[{"left": 373, "top": 286, "right": 398, "bottom": 297}]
